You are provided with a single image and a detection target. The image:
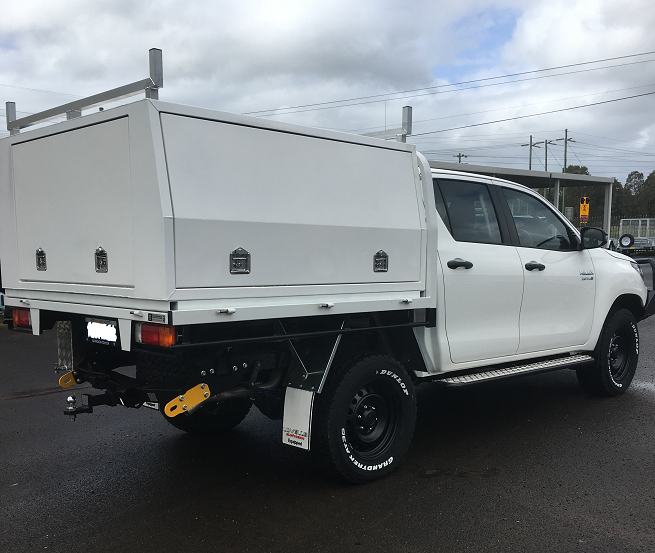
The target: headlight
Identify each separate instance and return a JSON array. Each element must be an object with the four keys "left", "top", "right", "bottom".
[{"left": 630, "top": 260, "right": 644, "bottom": 277}]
